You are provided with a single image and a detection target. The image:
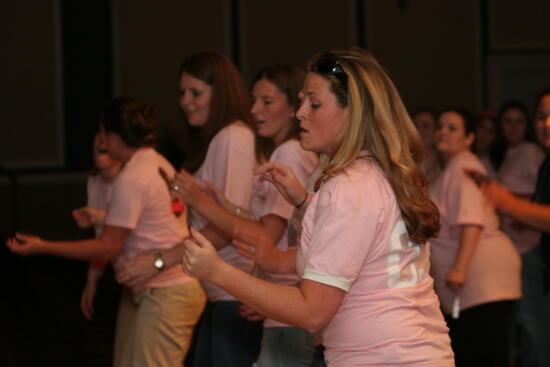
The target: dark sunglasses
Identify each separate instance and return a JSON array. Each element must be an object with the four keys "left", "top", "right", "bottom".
[{"left": 316, "top": 54, "right": 348, "bottom": 91}]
